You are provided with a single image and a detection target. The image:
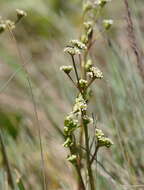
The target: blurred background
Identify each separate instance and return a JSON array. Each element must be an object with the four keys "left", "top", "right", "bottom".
[{"left": 0, "top": 0, "right": 144, "bottom": 189}]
